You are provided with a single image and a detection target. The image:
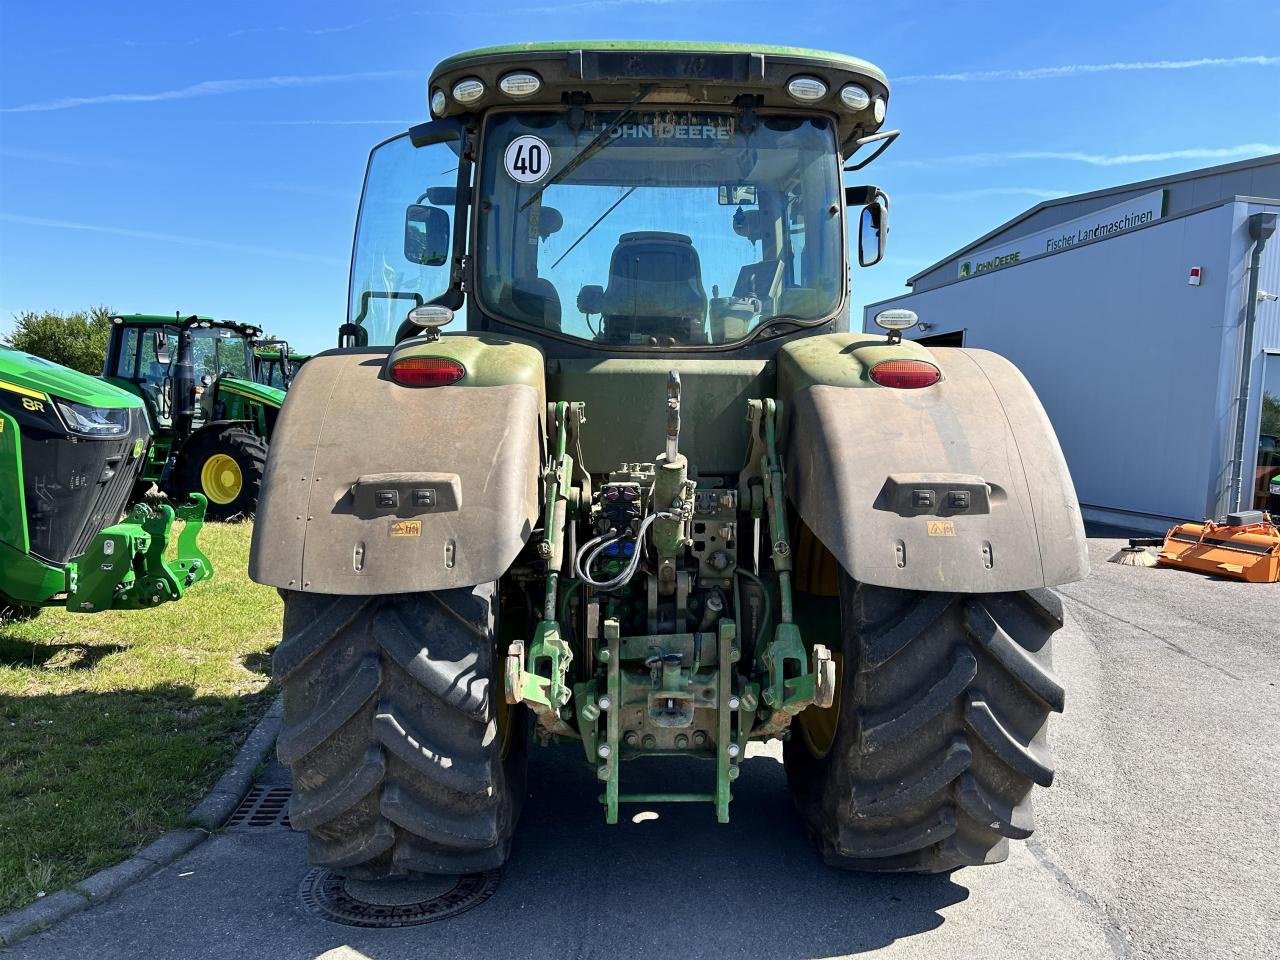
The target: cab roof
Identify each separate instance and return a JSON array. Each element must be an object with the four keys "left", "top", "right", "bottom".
[
  {"left": 111, "top": 314, "right": 262, "bottom": 336},
  {"left": 428, "top": 41, "right": 890, "bottom": 150}
]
